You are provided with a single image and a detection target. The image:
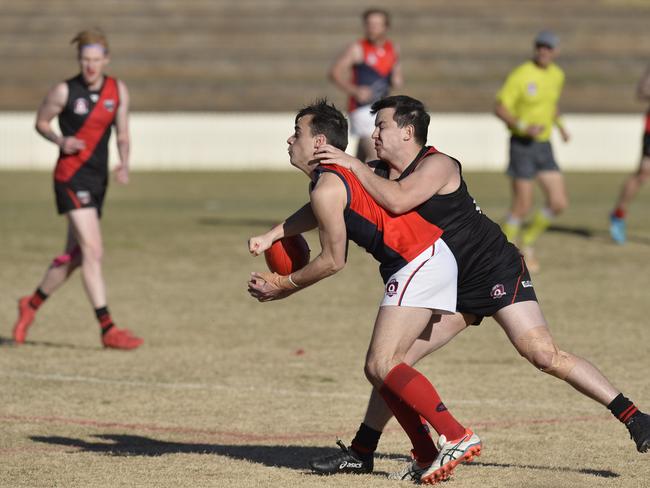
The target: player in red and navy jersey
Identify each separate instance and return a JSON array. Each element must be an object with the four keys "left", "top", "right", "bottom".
[
  {"left": 248, "top": 98, "right": 650, "bottom": 484},
  {"left": 12, "top": 29, "right": 143, "bottom": 350},
  {"left": 609, "top": 64, "right": 650, "bottom": 244},
  {"left": 329, "top": 8, "right": 403, "bottom": 162}
]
